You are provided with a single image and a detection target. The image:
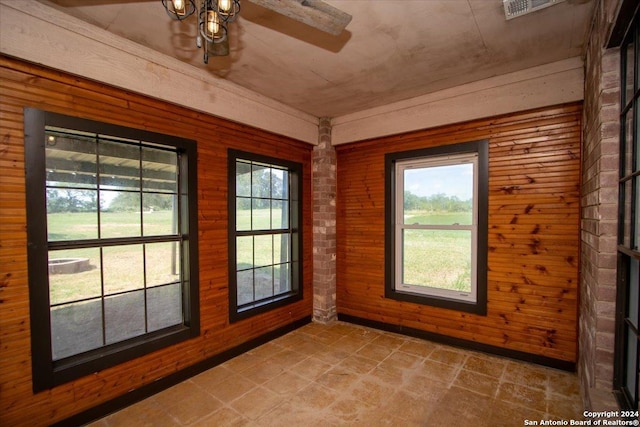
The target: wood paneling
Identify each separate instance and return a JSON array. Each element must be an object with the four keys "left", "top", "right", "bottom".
[
  {"left": 0, "top": 56, "right": 313, "bottom": 425},
  {"left": 336, "top": 103, "right": 582, "bottom": 364}
]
